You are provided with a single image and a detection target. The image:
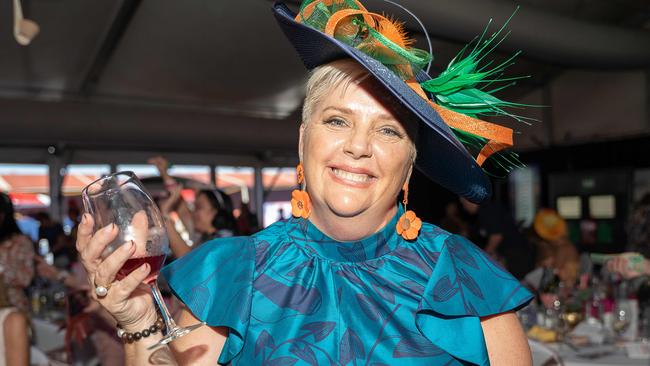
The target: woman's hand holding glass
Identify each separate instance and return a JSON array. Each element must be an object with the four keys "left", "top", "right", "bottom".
[
  {"left": 76, "top": 213, "right": 158, "bottom": 332},
  {"left": 79, "top": 171, "right": 203, "bottom": 348}
]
